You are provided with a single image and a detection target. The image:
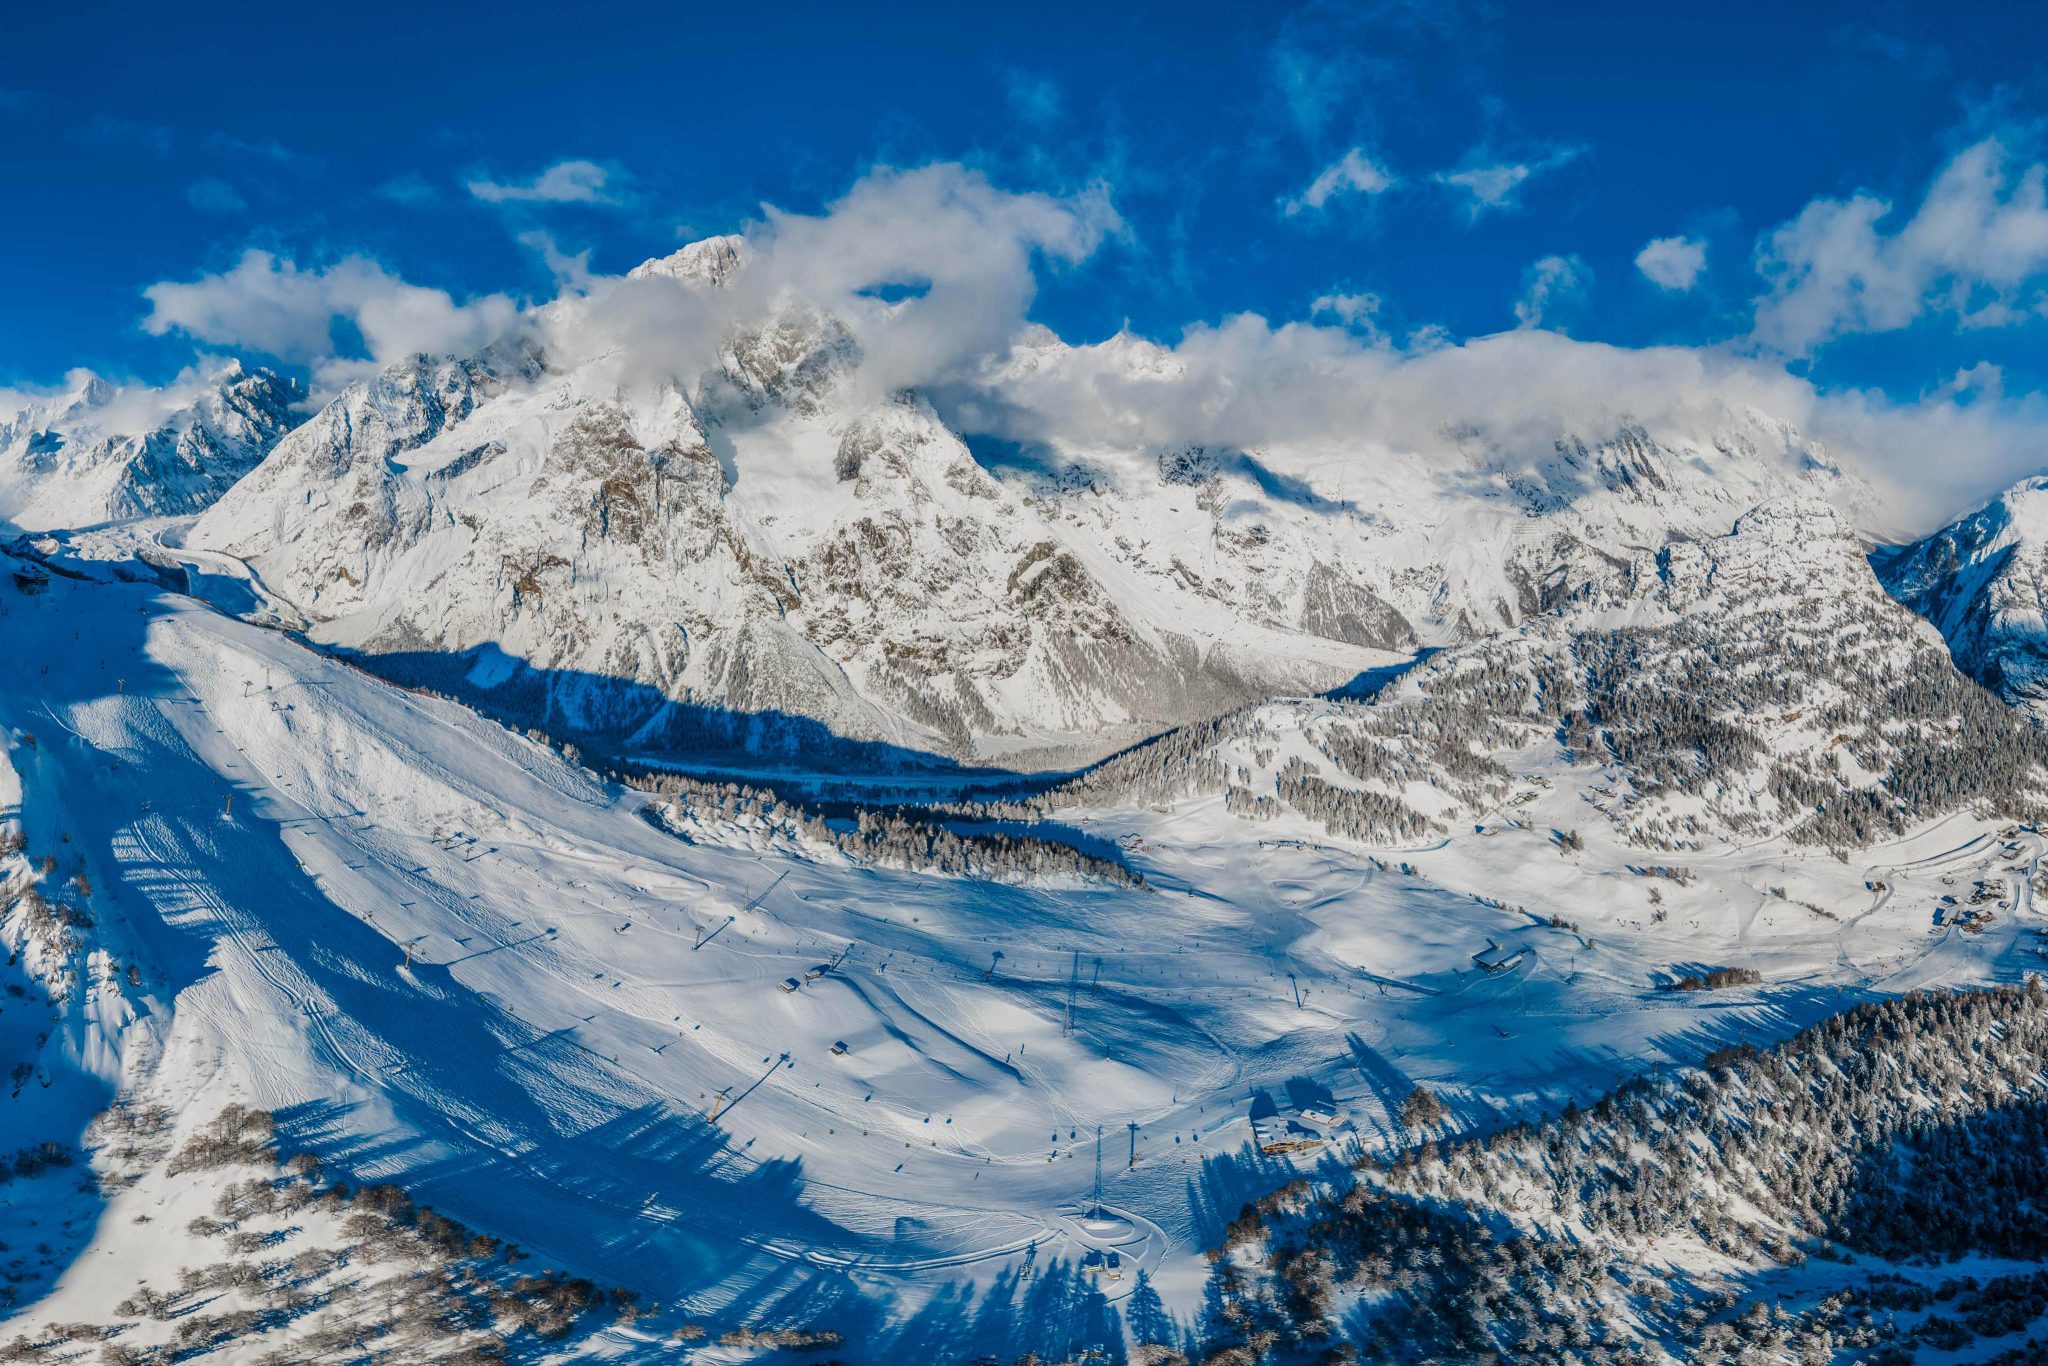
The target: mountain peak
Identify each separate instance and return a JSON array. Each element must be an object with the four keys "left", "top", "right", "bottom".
[
  {"left": 0, "top": 364, "right": 298, "bottom": 530},
  {"left": 628, "top": 234, "right": 748, "bottom": 288}
]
